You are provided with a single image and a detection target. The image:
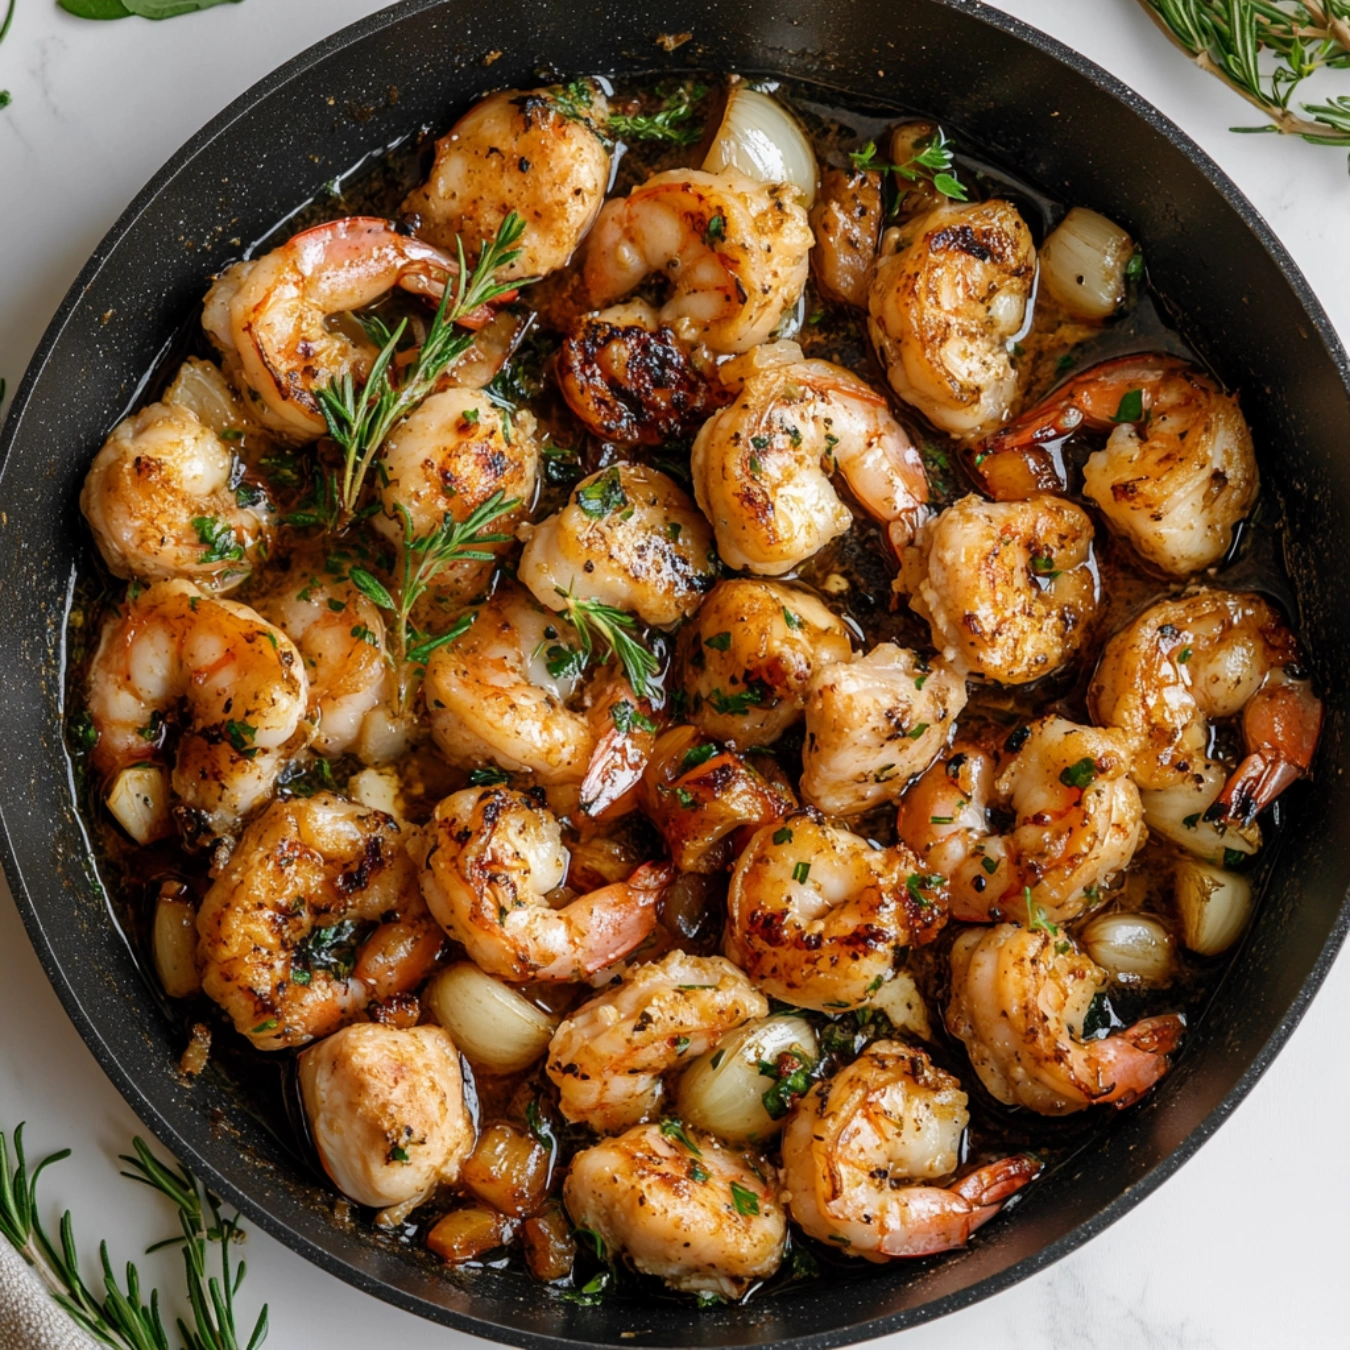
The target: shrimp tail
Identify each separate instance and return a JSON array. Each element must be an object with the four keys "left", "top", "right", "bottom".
[
  {"left": 1090, "top": 1013, "right": 1186, "bottom": 1108},
  {"left": 1215, "top": 679, "right": 1322, "bottom": 825},
  {"left": 949, "top": 1153, "right": 1043, "bottom": 1209}
]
